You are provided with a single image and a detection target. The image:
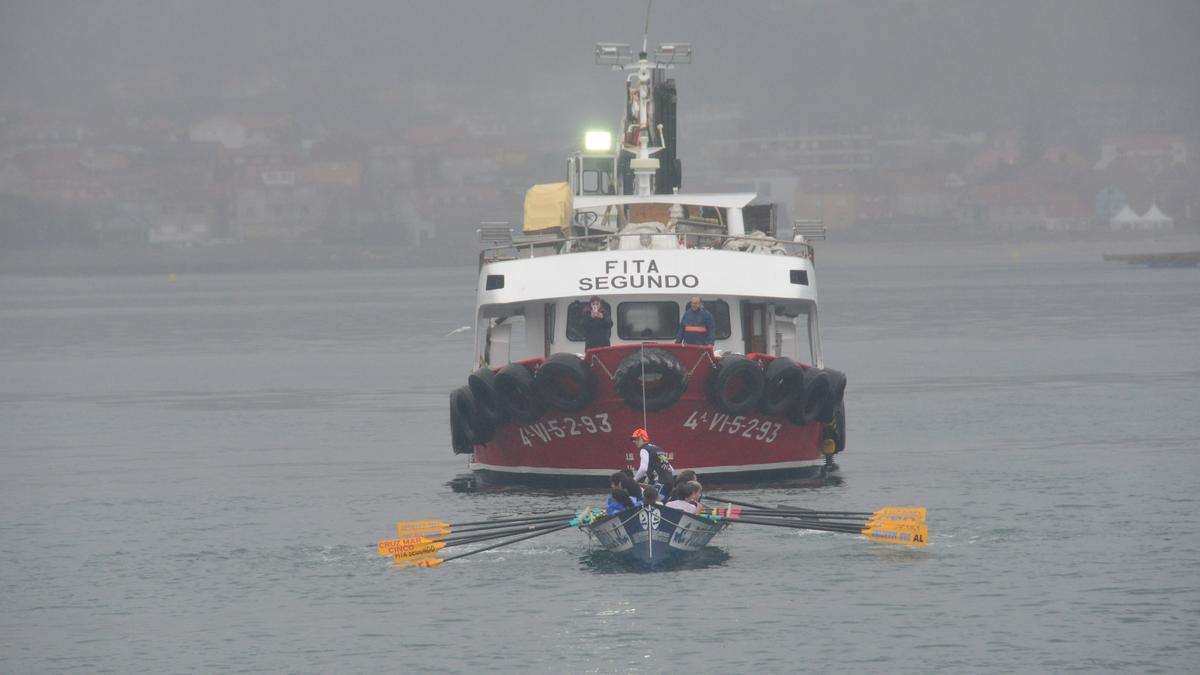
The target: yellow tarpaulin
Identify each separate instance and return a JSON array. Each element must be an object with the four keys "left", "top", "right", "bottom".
[{"left": 523, "top": 182, "right": 573, "bottom": 235}]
